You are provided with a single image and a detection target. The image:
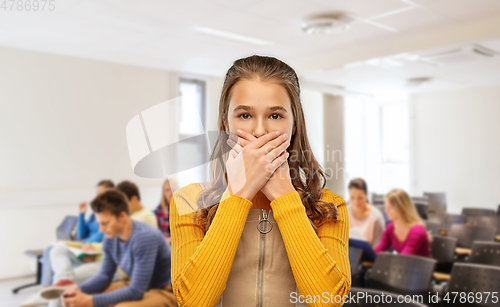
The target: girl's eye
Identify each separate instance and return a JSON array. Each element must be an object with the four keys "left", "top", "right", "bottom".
[
  {"left": 239, "top": 113, "right": 250, "bottom": 119},
  {"left": 270, "top": 113, "right": 282, "bottom": 120}
]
